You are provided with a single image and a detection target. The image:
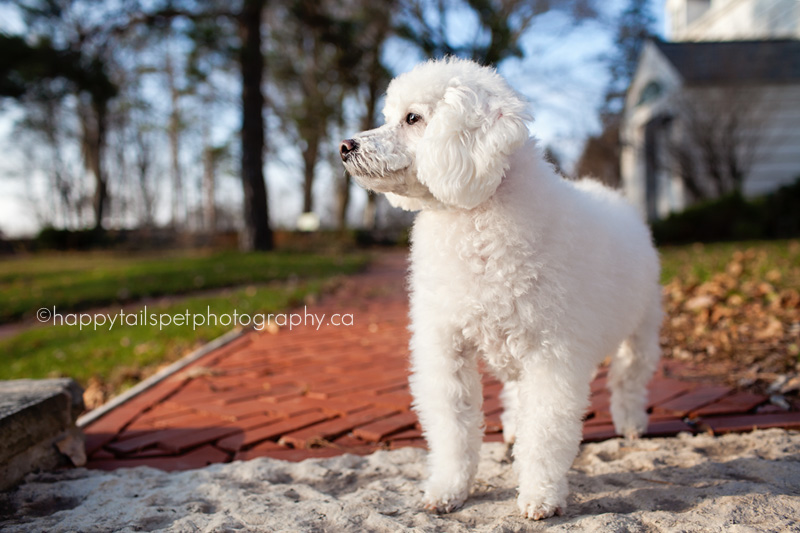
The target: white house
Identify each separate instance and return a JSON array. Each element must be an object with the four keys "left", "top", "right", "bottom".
[
  {"left": 667, "top": 0, "right": 800, "bottom": 41},
  {"left": 621, "top": 0, "right": 800, "bottom": 221}
]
